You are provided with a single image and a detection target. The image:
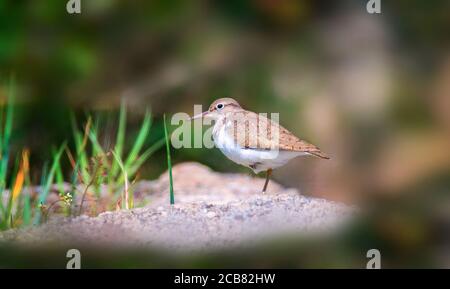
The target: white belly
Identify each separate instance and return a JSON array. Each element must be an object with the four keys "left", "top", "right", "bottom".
[{"left": 213, "top": 124, "right": 307, "bottom": 173}]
